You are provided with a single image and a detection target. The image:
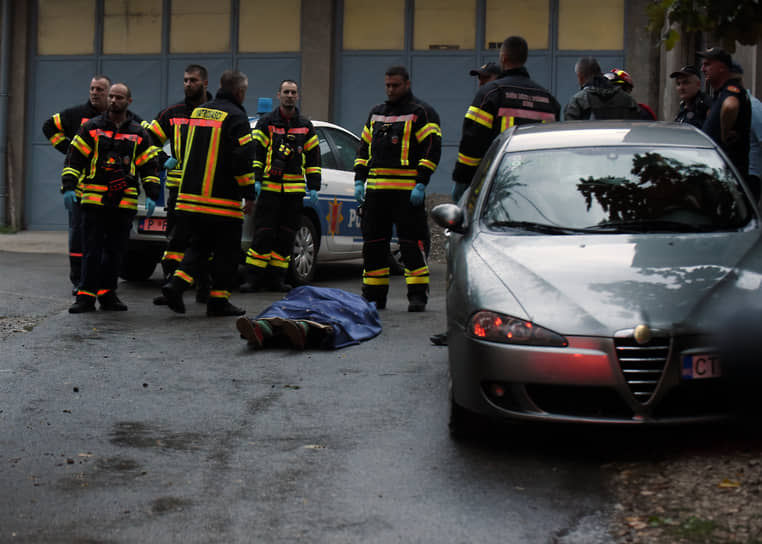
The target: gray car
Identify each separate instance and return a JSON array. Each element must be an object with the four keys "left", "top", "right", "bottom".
[{"left": 432, "top": 121, "right": 762, "bottom": 437}]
